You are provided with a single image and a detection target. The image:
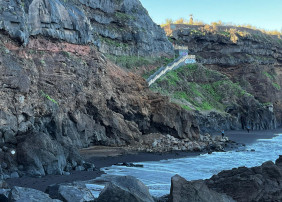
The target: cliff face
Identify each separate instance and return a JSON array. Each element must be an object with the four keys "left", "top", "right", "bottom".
[
  {"left": 151, "top": 63, "right": 276, "bottom": 133},
  {"left": 0, "top": 32, "right": 198, "bottom": 176},
  {"left": 168, "top": 25, "right": 282, "bottom": 126},
  {"left": 0, "top": 0, "right": 174, "bottom": 57}
]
